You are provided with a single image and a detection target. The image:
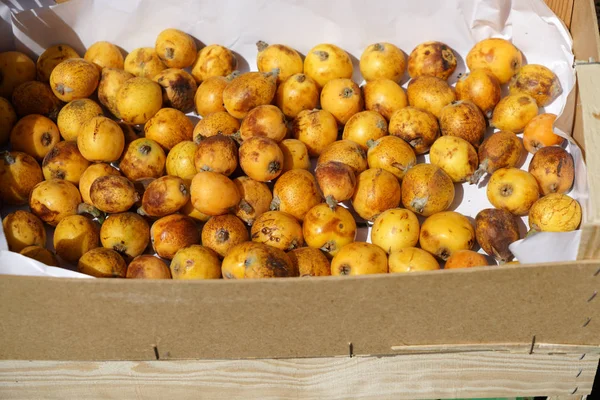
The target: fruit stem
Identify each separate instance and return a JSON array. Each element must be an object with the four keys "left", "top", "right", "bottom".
[
  {"left": 77, "top": 203, "right": 106, "bottom": 224},
  {"left": 468, "top": 159, "right": 489, "bottom": 185},
  {"left": 139, "top": 145, "right": 152, "bottom": 155},
  {"left": 341, "top": 88, "right": 354, "bottom": 98},
  {"left": 373, "top": 43, "right": 384, "bottom": 52},
  {"left": 231, "top": 131, "right": 243, "bottom": 144},
  {"left": 392, "top": 162, "right": 412, "bottom": 173},
  {"left": 325, "top": 195, "right": 338, "bottom": 211},
  {"left": 313, "top": 50, "right": 329, "bottom": 61},
  {"left": 268, "top": 160, "right": 281, "bottom": 174},
  {"left": 137, "top": 207, "right": 148, "bottom": 217},
  {"left": 269, "top": 196, "right": 281, "bottom": 211},
  {"left": 266, "top": 68, "right": 280, "bottom": 78},
  {"left": 366, "top": 139, "right": 377, "bottom": 149},
  {"left": 226, "top": 70, "right": 241, "bottom": 81},
  {"left": 410, "top": 196, "right": 428, "bottom": 214},
  {"left": 238, "top": 198, "right": 254, "bottom": 214},
  {"left": 256, "top": 40, "right": 269, "bottom": 52},
  {"left": 526, "top": 228, "right": 539, "bottom": 238},
  {"left": 0, "top": 151, "right": 15, "bottom": 165},
  {"left": 295, "top": 74, "right": 306, "bottom": 83}
]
